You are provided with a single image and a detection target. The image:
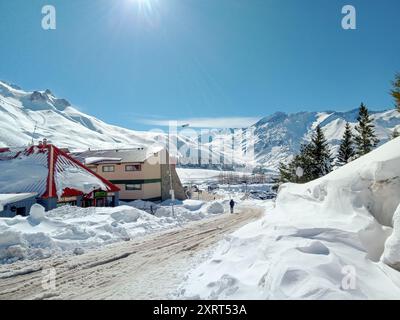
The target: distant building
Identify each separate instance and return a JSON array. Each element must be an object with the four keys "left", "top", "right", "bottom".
[
  {"left": 72, "top": 147, "right": 187, "bottom": 202},
  {"left": 0, "top": 143, "right": 120, "bottom": 216}
]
